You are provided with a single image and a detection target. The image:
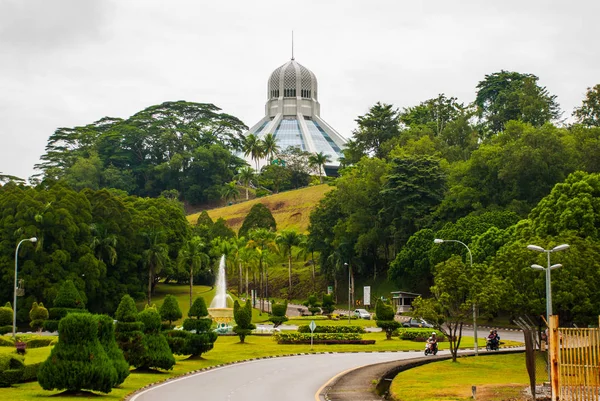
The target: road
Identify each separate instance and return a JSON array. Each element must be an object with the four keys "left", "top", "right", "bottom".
[
  {"left": 130, "top": 352, "right": 425, "bottom": 401},
  {"left": 129, "top": 328, "right": 524, "bottom": 401}
]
